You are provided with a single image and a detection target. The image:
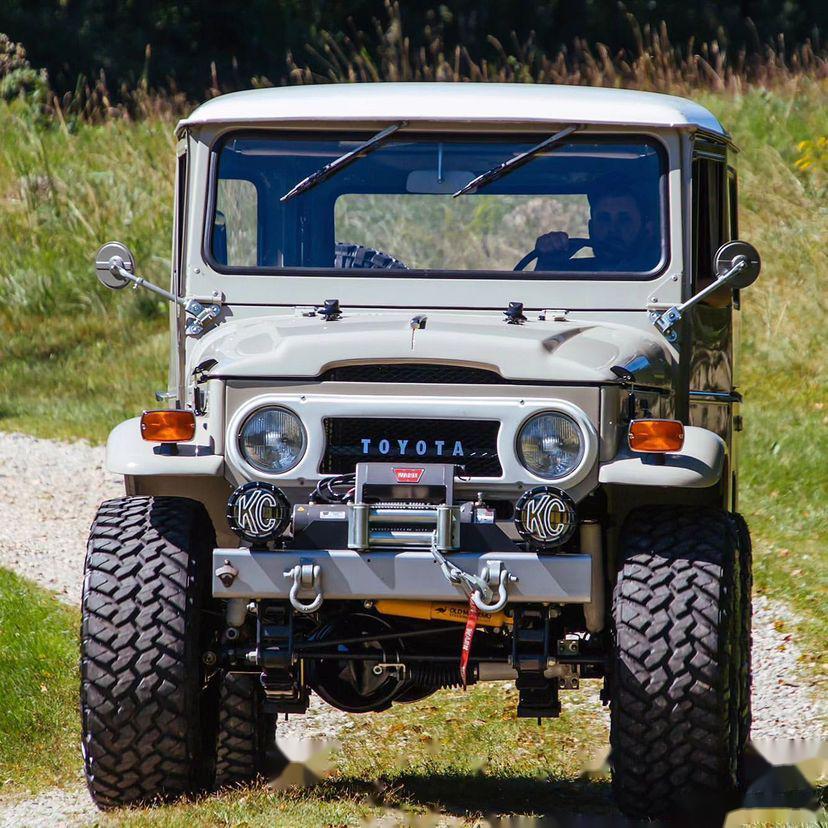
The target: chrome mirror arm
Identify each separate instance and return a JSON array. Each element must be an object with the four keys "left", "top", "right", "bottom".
[
  {"left": 651, "top": 240, "right": 761, "bottom": 342},
  {"left": 651, "top": 257, "right": 747, "bottom": 342},
  {"left": 102, "top": 256, "right": 220, "bottom": 336}
]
